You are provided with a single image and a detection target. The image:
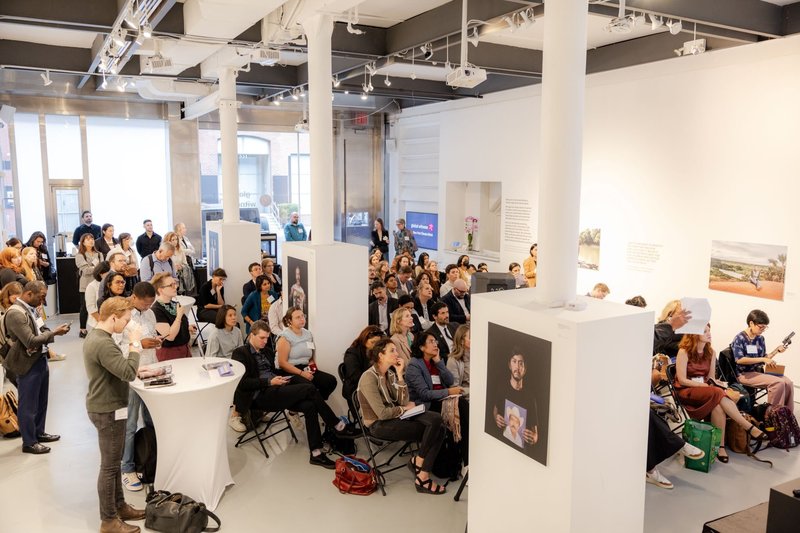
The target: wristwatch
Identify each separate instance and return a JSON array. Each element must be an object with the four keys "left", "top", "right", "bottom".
[{"left": 129, "top": 341, "right": 142, "bottom": 351}]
